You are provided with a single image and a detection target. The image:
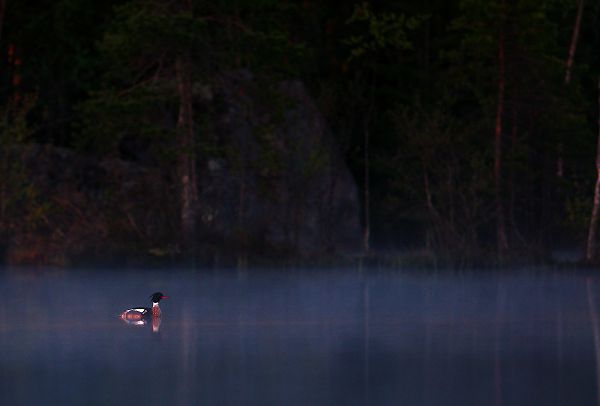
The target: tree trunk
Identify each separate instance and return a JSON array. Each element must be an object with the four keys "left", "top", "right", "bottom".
[
  {"left": 508, "top": 107, "right": 517, "bottom": 241},
  {"left": 176, "top": 53, "right": 198, "bottom": 250},
  {"left": 0, "top": 0, "right": 5, "bottom": 44},
  {"left": 586, "top": 77, "right": 600, "bottom": 262},
  {"left": 8, "top": 44, "right": 22, "bottom": 104},
  {"left": 565, "top": 0, "right": 585, "bottom": 85},
  {"left": 494, "top": 25, "right": 509, "bottom": 255},
  {"left": 363, "top": 118, "right": 370, "bottom": 254}
]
